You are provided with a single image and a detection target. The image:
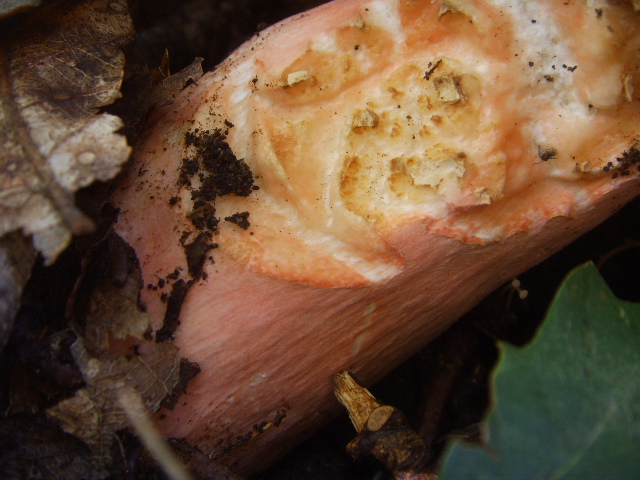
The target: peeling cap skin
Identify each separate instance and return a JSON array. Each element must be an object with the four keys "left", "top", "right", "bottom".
[{"left": 112, "top": 0, "right": 640, "bottom": 475}]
